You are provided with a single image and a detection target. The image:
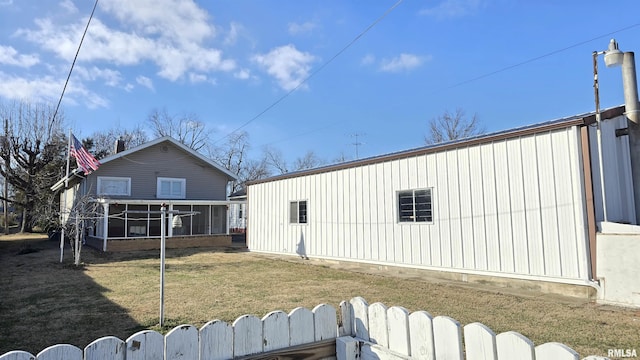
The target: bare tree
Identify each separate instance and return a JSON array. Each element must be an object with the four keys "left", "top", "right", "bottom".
[
  {"left": 263, "top": 146, "right": 324, "bottom": 174},
  {"left": 292, "top": 150, "right": 324, "bottom": 171},
  {"left": 0, "top": 101, "right": 67, "bottom": 233},
  {"left": 424, "top": 108, "right": 485, "bottom": 145},
  {"left": 263, "top": 145, "right": 289, "bottom": 174},
  {"left": 147, "top": 108, "right": 211, "bottom": 151},
  {"left": 210, "top": 131, "right": 271, "bottom": 193},
  {"left": 89, "top": 125, "right": 148, "bottom": 159}
]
